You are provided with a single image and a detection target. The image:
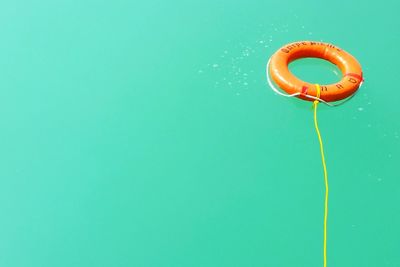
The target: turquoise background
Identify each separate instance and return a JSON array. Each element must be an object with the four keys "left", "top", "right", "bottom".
[{"left": 0, "top": 0, "right": 399, "bottom": 266}]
